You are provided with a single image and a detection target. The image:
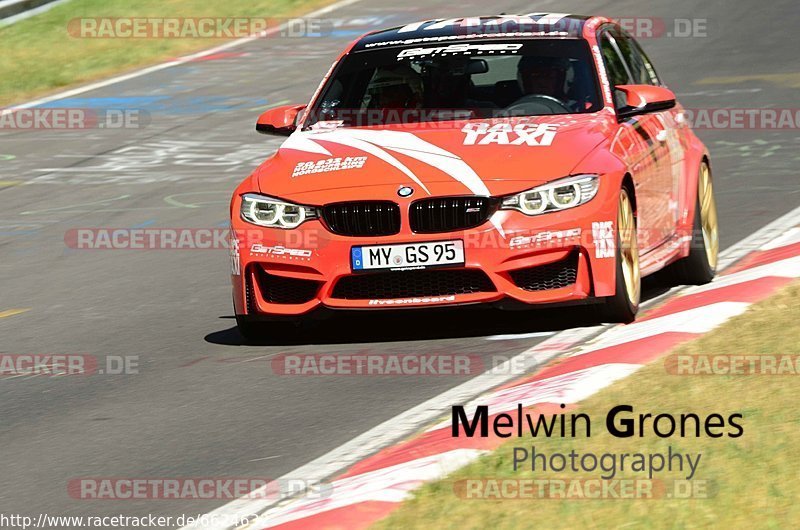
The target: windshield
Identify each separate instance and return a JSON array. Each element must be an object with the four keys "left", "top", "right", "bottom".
[{"left": 305, "top": 39, "right": 602, "bottom": 129}]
